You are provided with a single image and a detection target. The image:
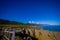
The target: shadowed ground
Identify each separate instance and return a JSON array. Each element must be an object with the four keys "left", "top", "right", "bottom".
[{"left": 15, "top": 28, "right": 38, "bottom": 40}]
